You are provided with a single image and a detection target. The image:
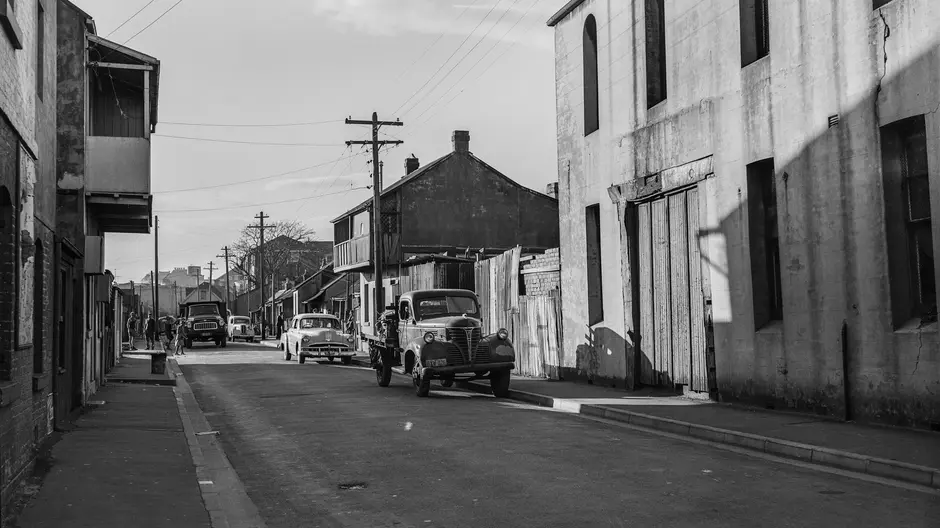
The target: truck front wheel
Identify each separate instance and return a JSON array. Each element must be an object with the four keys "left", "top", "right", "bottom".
[
  {"left": 490, "top": 371, "right": 511, "bottom": 398},
  {"left": 376, "top": 349, "right": 392, "bottom": 387},
  {"left": 413, "top": 365, "right": 430, "bottom": 397}
]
